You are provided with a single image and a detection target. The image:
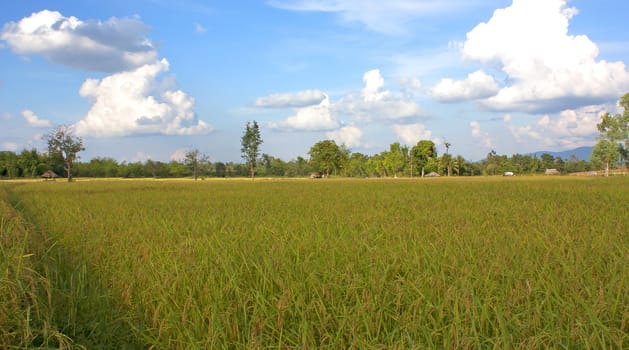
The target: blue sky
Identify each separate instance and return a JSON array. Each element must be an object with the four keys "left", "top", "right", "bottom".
[{"left": 1, "top": 0, "right": 629, "bottom": 162}]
